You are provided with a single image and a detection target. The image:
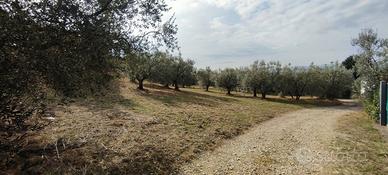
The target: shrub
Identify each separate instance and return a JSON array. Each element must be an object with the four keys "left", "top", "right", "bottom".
[{"left": 363, "top": 91, "right": 380, "bottom": 121}]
